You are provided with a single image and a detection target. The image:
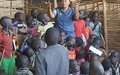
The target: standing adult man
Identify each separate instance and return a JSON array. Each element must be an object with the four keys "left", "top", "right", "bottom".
[{"left": 48, "top": 0, "right": 79, "bottom": 37}]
